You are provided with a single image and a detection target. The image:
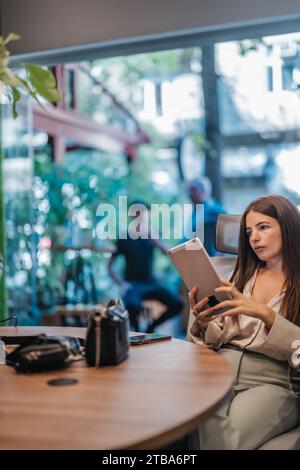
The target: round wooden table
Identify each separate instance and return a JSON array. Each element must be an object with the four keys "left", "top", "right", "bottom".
[{"left": 0, "top": 326, "right": 233, "bottom": 450}]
